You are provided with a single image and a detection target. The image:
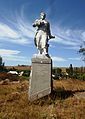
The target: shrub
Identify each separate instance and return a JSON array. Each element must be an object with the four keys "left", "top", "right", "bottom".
[
  {"left": 22, "top": 70, "right": 31, "bottom": 77},
  {"left": 0, "top": 72, "right": 19, "bottom": 81},
  {"left": 79, "top": 74, "right": 85, "bottom": 81}
]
